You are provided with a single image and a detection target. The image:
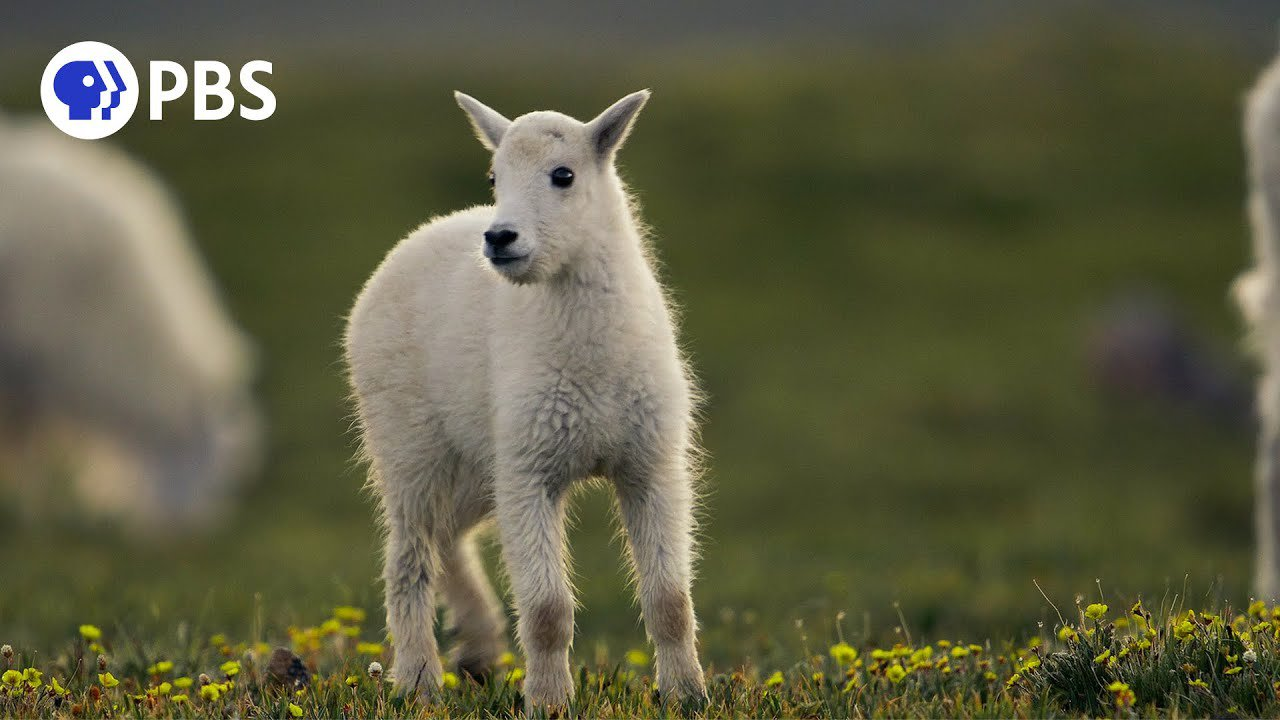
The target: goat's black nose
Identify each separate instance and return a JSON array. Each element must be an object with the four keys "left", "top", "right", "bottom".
[{"left": 484, "top": 229, "right": 518, "bottom": 248}]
